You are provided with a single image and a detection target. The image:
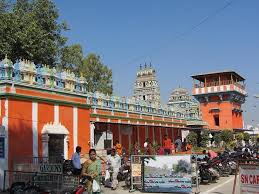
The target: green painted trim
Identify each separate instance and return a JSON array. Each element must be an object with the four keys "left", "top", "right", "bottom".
[
  {"left": 90, "top": 113, "right": 186, "bottom": 126},
  {"left": 0, "top": 92, "right": 91, "bottom": 109}
]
